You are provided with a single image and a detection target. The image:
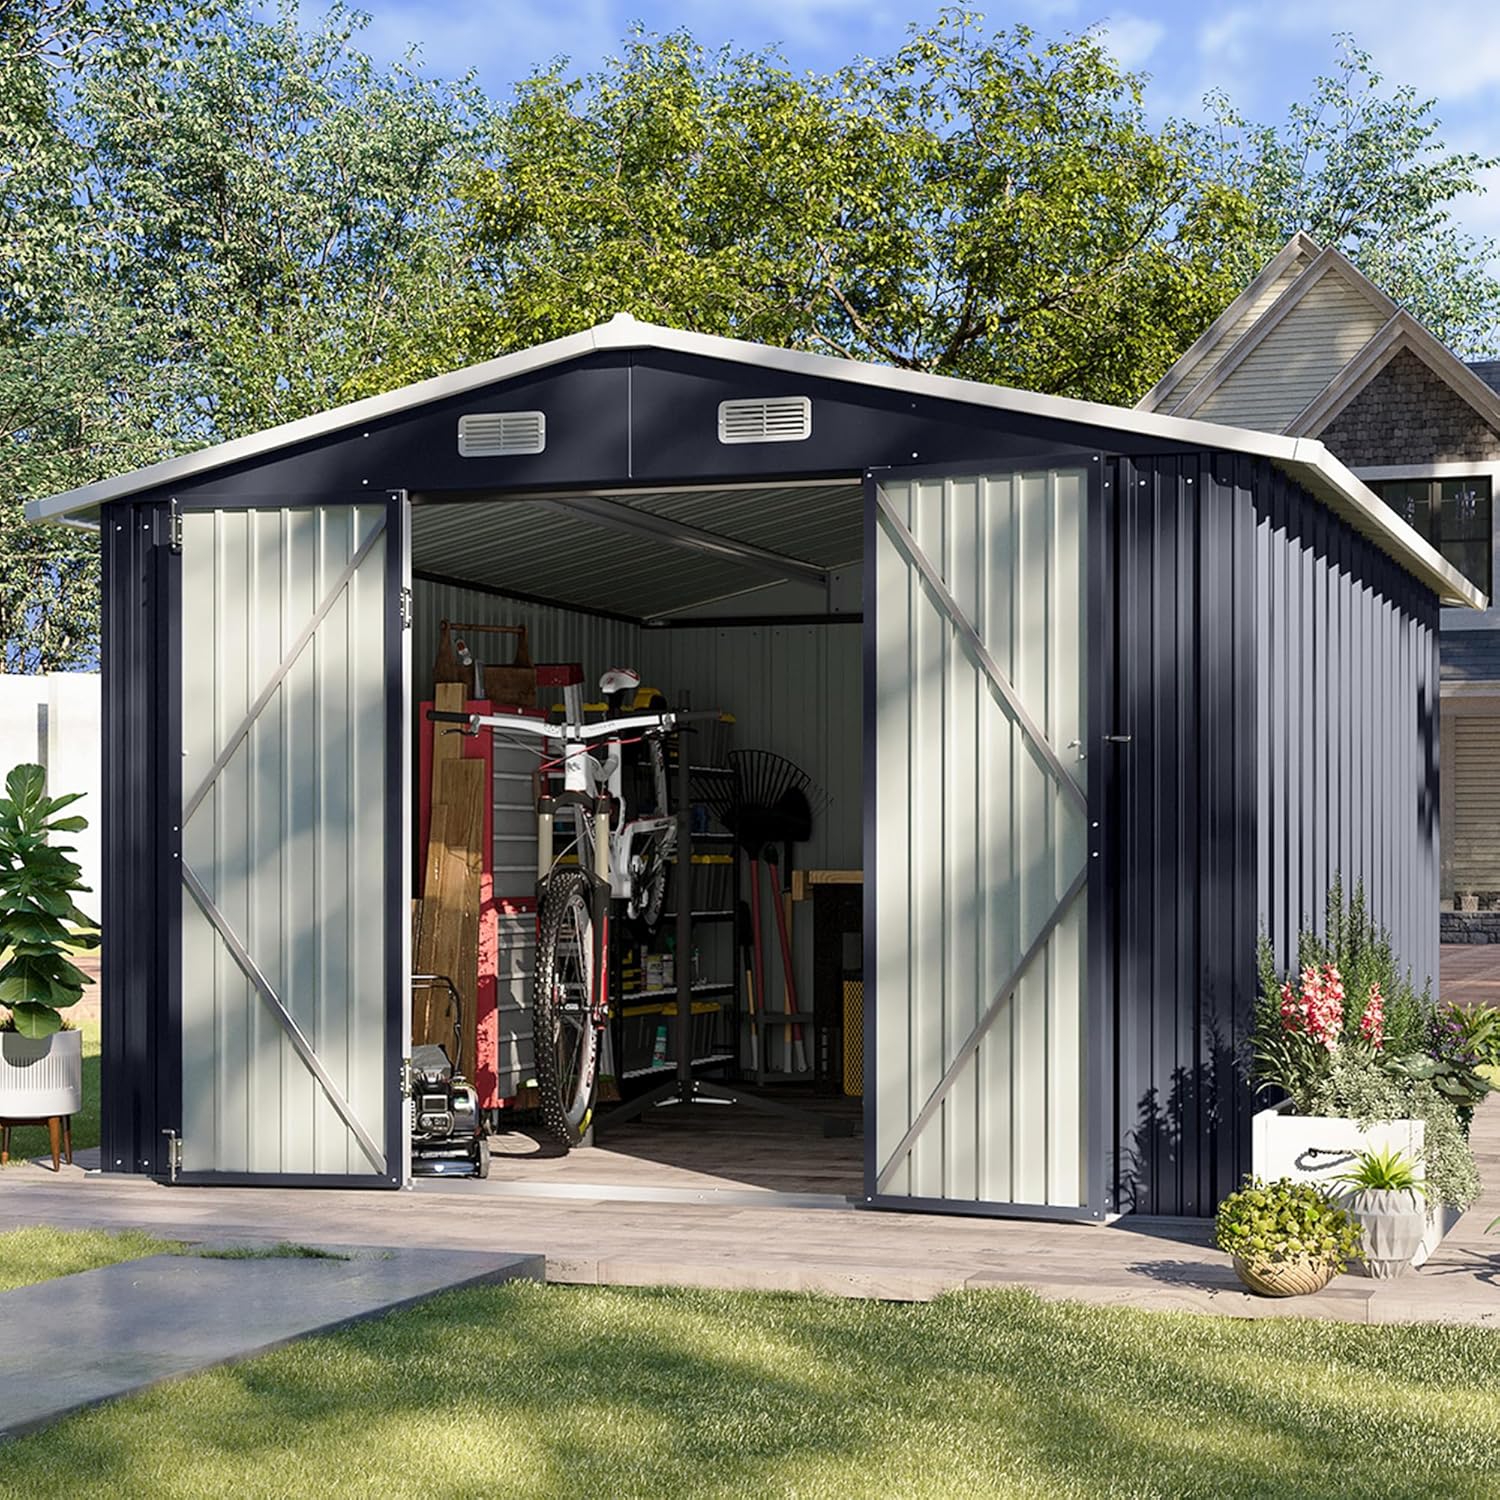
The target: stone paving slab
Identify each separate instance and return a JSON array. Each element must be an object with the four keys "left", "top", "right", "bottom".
[{"left": 0, "top": 1246, "right": 542, "bottom": 1441}]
